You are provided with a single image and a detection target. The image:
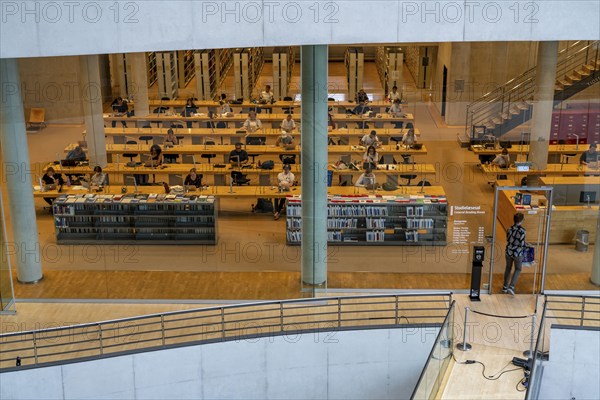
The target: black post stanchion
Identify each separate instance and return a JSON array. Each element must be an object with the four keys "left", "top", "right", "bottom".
[{"left": 470, "top": 246, "right": 485, "bottom": 301}]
